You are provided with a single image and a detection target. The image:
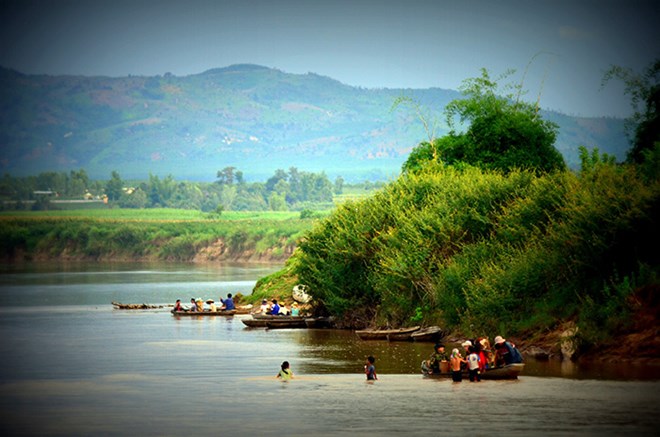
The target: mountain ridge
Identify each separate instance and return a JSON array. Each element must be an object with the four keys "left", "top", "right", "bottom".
[{"left": 0, "top": 64, "right": 628, "bottom": 181}]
